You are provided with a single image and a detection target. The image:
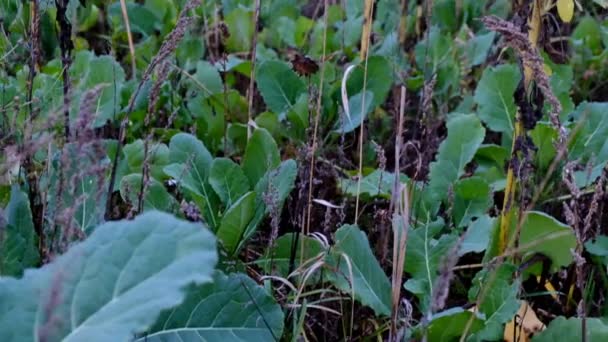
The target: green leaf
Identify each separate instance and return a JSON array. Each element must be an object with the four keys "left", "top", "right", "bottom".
[
  {"left": 340, "top": 169, "right": 408, "bottom": 199},
  {"left": 518, "top": 211, "right": 576, "bottom": 273},
  {"left": 465, "top": 32, "right": 496, "bottom": 67},
  {"left": 140, "top": 272, "right": 284, "bottom": 341},
  {"left": 474, "top": 64, "right": 521, "bottom": 134},
  {"left": 255, "top": 233, "right": 325, "bottom": 279},
  {"left": 120, "top": 174, "right": 178, "bottom": 213},
  {"left": 545, "top": 59, "right": 574, "bottom": 119},
  {"left": 404, "top": 220, "right": 457, "bottom": 311},
  {"left": 414, "top": 26, "right": 460, "bottom": 94},
  {"left": 176, "top": 33, "right": 204, "bottom": 71},
  {"left": 225, "top": 8, "right": 254, "bottom": 52},
  {"left": 192, "top": 61, "right": 223, "bottom": 97},
  {"left": 431, "top": 0, "right": 458, "bottom": 31},
  {"left": 345, "top": 56, "right": 393, "bottom": 108},
  {"left": 585, "top": 235, "right": 608, "bottom": 265},
  {"left": 0, "top": 211, "right": 217, "bottom": 342},
  {"left": 328, "top": 224, "right": 392, "bottom": 317},
  {"left": 427, "top": 114, "right": 485, "bottom": 205},
  {"left": 470, "top": 264, "right": 520, "bottom": 341},
  {"left": 426, "top": 307, "right": 484, "bottom": 341},
  {"left": 572, "top": 16, "right": 603, "bottom": 53},
  {"left": 459, "top": 215, "right": 494, "bottom": 256},
  {"left": 414, "top": 26, "right": 451, "bottom": 73},
  {"left": 187, "top": 93, "right": 230, "bottom": 152},
  {"left": 164, "top": 134, "right": 219, "bottom": 226},
  {"left": 530, "top": 123, "right": 557, "bottom": 172},
  {"left": 123, "top": 140, "right": 171, "bottom": 181},
  {"left": 585, "top": 235, "right": 608, "bottom": 257},
  {"left": 216, "top": 192, "right": 256, "bottom": 256},
  {"left": 453, "top": 177, "right": 492, "bottom": 228},
  {"left": 486, "top": 211, "right": 575, "bottom": 273},
  {"left": 533, "top": 317, "right": 608, "bottom": 341},
  {"left": 334, "top": 90, "right": 375, "bottom": 134},
  {"left": 256, "top": 60, "right": 306, "bottom": 114},
  {"left": 569, "top": 102, "right": 608, "bottom": 186},
  {"left": 0, "top": 185, "right": 39, "bottom": 276},
  {"left": 168, "top": 133, "right": 213, "bottom": 180},
  {"left": 163, "top": 163, "right": 220, "bottom": 227},
  {"left": 108, "top": 2, "right": 159, "bottom": 36},
  {"left": 473, "top": 144, "right": 509, "bottom": 191},
  {"left": 242, "top": 128, "right": 281, "bottom": 187},
  {"left": 209, "top": 158, "right": 250, "bottom": 207},
  {"left": 43, "top": 143, "right": 108, "bottom": 234},
  {"left": 69, "top": 51, "right": 125, "bottom": 127}
]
